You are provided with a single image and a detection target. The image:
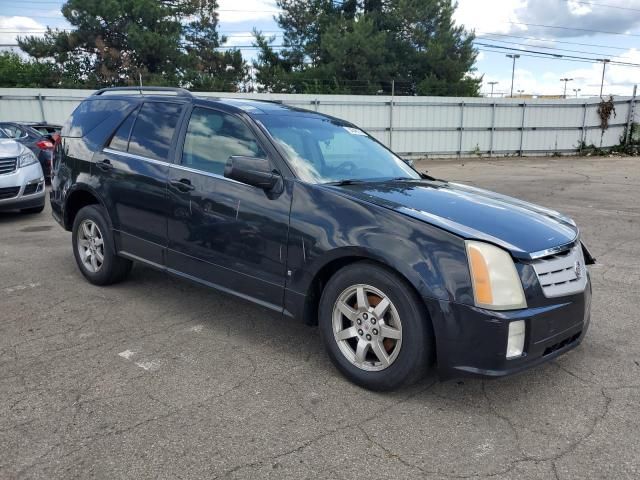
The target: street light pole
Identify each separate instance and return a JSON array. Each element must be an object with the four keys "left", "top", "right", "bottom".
[
  {"left": 597, "top": 59, "right": 610, "bottom": 98},
  {"left": 506, "top": 54, "right": 520, "bottom": 98},
  {"left": 573, "top": 88, "right": 581, "bottom": 98},
  {"left": 560, "top": 78, "right": 574, "bottom": 98},
  {"left": 488, "top": 81, "right": 498, "bottom": 97}
]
